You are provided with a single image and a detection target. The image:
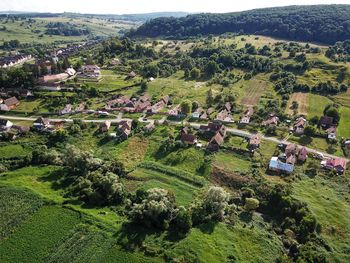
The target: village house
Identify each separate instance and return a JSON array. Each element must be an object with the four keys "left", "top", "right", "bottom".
[
  {"left": 0, "top": 104, "right": 9, "bottom": 111},
  {"left": 0, "top": 54, "right": 32, "bottom": 69},
  {"left": 263, "top": 114, "right": 279, "bottom": 127},
  {"left": 207, "top": 132, "right": 225, "bottom": 151},
  {"left": 134, "top": 101, "right": 152, "bottom": 113},
  {"left": 33, "top": 117, "right": 51, "bottom": 130},
  {"left": 110, "top": 58, "right": 121, "bottom": 66},
  {"left": 39, "top": 73, "right": 70, "bottom": 84},
  {"left": 216, "top": 110, "right": 232, "bottom": 122},
  {"left": 224, "top": 102, "right": 231, "bottom": 112},
  {"left": 298, "top": 147, "right": 308, "bottom": 162},
  {"left": 199, "top": 122, "right": 227, "bottom": 137},
  {"left": 326, "top": 126, "right": 337, "bottom": 140},
  {"left": 3, "top": 97, "right": 20, "bottom": 110},
  {"left": 321, "top": 158, "right": 347, "bottom": 174},
  {"left": 81, "top": 65, "right": 101, "bottom": 79},
  {"left": 75, "top": 103, "right": 85, "bottom": 113},
  {"left": 0, "top": 119, "right": 13, "bottom": 131},
  {"left": 269, "top": 156, "right": 294, "bottom": 174},
  {"left": 127, "top": 71, "right": 137, "bottom": 79},
  {"left": 240, "top": 107, "right": 254, "bottom": 124},
  {"left": 181, "top": 133, "right": 198, "bottom": 145},
  {"left": 144, "top": 122, "right": 155, "bottom": 132},
  {"left": 60, "top": 104, "right": 72, "bottom": 115},
  {"left": 293, "top": 117, "right": 307, "bottom": 135},
  {"left": 12, "top": 125, "right": 30, "bottom": 134},
  {"left": 168, "top": 105, "right": 180, "bottom": 116},
  {"left": 118, "top": 120, "right": 132, "bottom": 139},
  {"left": 248, "top": 134, "right": 261, "bottom": 152},
  {"left": 100, "top": 120, "right": 111, "bottom": 132},
  {"left": 319, "top": 116, "right": 334, "bottom": 129}
]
